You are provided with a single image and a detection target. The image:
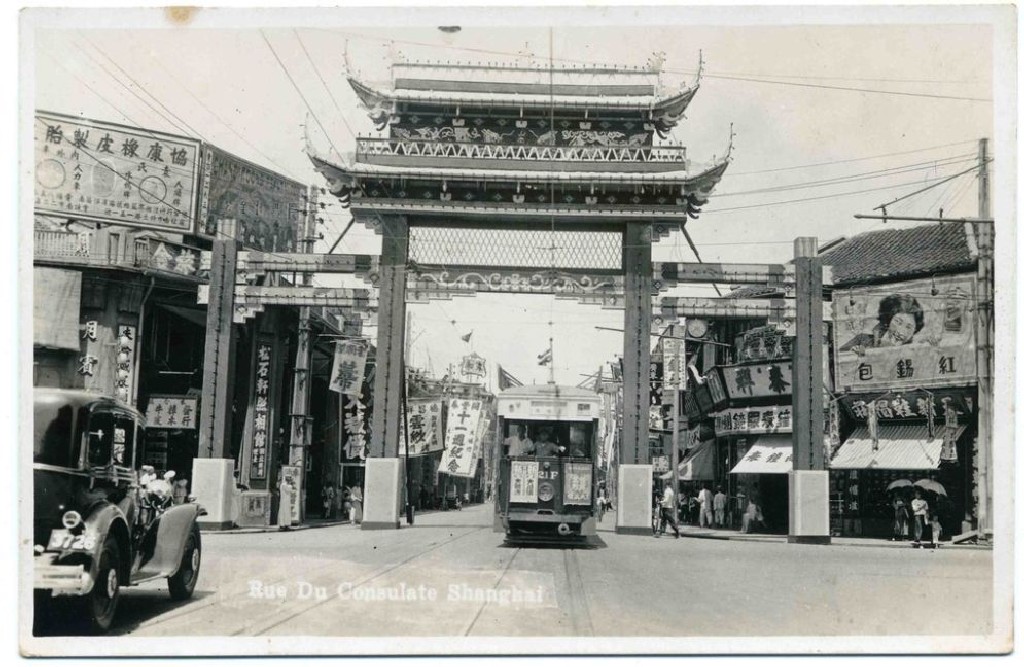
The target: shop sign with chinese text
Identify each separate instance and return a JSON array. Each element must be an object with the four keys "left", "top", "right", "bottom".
[
  {"left": 400, "top": 399, "right": 444, "bottom": 456},
  {"left": 197, "top": 145, "right": 304, "bottom": 252},
  {"left": 329, "top": 340, "right": 369, "bottom": 396},
  {"left": 840, "top": 389, "right": 974, "bottom": 423},
  {"left": 720, "top": 361, "right": 793, "bottom": 402},
  {"left": 833, "top": 275, "right": 978, "bottom": 391},
  {"left": 439, "top": 398, "right": 482, "bottom": 477},
  {"left": 713, "top": 405, "right": 793, "bottom": 436},
  {"left": 144, "top": 238, "right": 202, "bottom": 278},
  {"left": 342, "top": 395, "right": 368, "bottom": 461},
  {"left": 113, "top": 325, "right": 136, "bottom": 404},
  {"left": 34, "top": 112, "right": 200, "bottom": 232},
  {"left": 145, "top": 395, "right": 199, "bottom": 430},
  {"left": 249, "top": 342, "right": 273, "bottom": 480}
]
